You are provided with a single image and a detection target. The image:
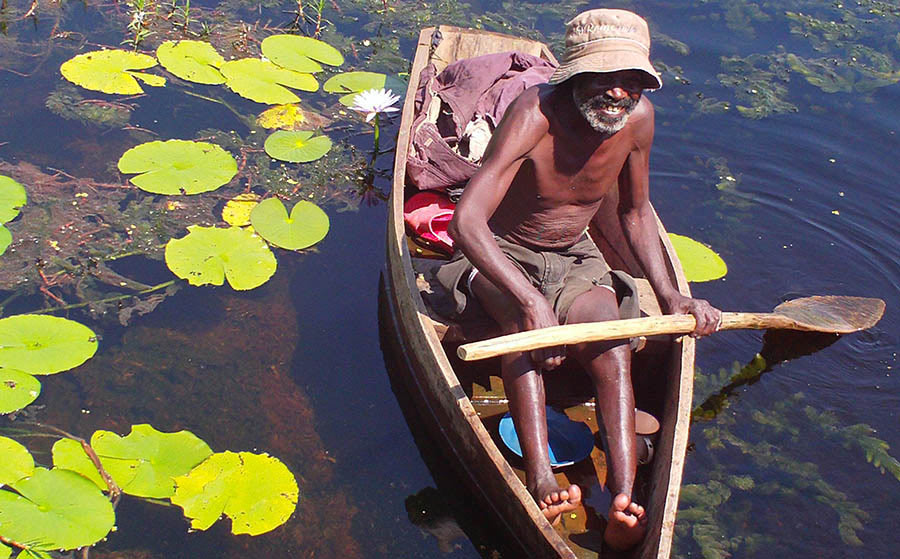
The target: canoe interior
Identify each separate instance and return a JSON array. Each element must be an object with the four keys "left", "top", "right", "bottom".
[{"left": 386, "top": 25, "right": 696, "bottom": 559}]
